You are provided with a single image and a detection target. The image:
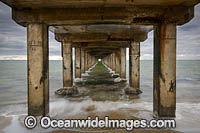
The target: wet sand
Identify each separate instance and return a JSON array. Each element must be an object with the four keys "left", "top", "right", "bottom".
[{"left": 0, "top": 116, "right": 12, "bottom": 132}]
